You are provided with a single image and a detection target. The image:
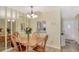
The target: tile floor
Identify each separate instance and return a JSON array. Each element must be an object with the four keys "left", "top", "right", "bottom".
[{"left": 61, "top": 39, "right": 79, "bottom": 52}]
